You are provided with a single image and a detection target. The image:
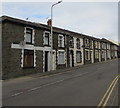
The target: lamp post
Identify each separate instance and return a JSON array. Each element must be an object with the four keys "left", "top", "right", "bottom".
[{"left": 51, "top": 1, "right": 62, "bottom": 70}]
